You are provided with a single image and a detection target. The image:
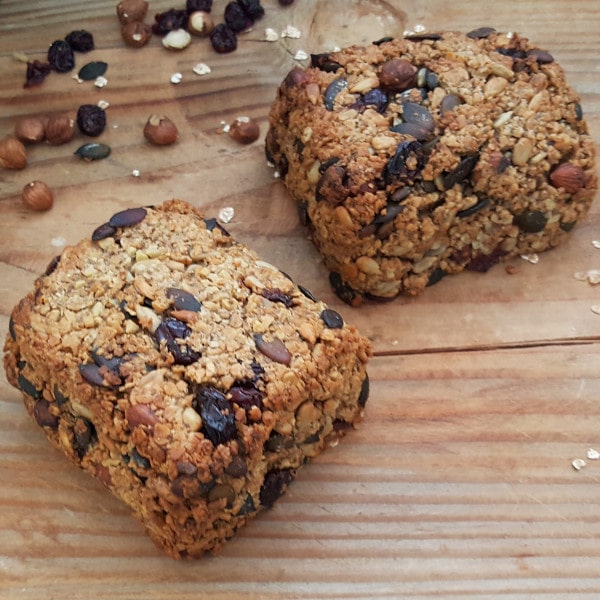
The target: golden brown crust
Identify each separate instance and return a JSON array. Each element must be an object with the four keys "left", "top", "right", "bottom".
[
  {"left": 266, "top": 30, "right": 597, "bottom": 303},
  {"left": 3, "top": 199, "right": 371, "bottom": 559}
]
